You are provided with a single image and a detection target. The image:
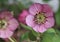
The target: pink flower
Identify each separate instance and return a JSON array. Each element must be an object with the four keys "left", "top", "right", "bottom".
[
  {"left": 18, "top": 10, "right": 28, "bottom": 24},
  {"left": 26, "top": 3, "right": 55, "bottom": 33},
  {"left": 0, "top": 11, "right": 19, "bottom": 38}
]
